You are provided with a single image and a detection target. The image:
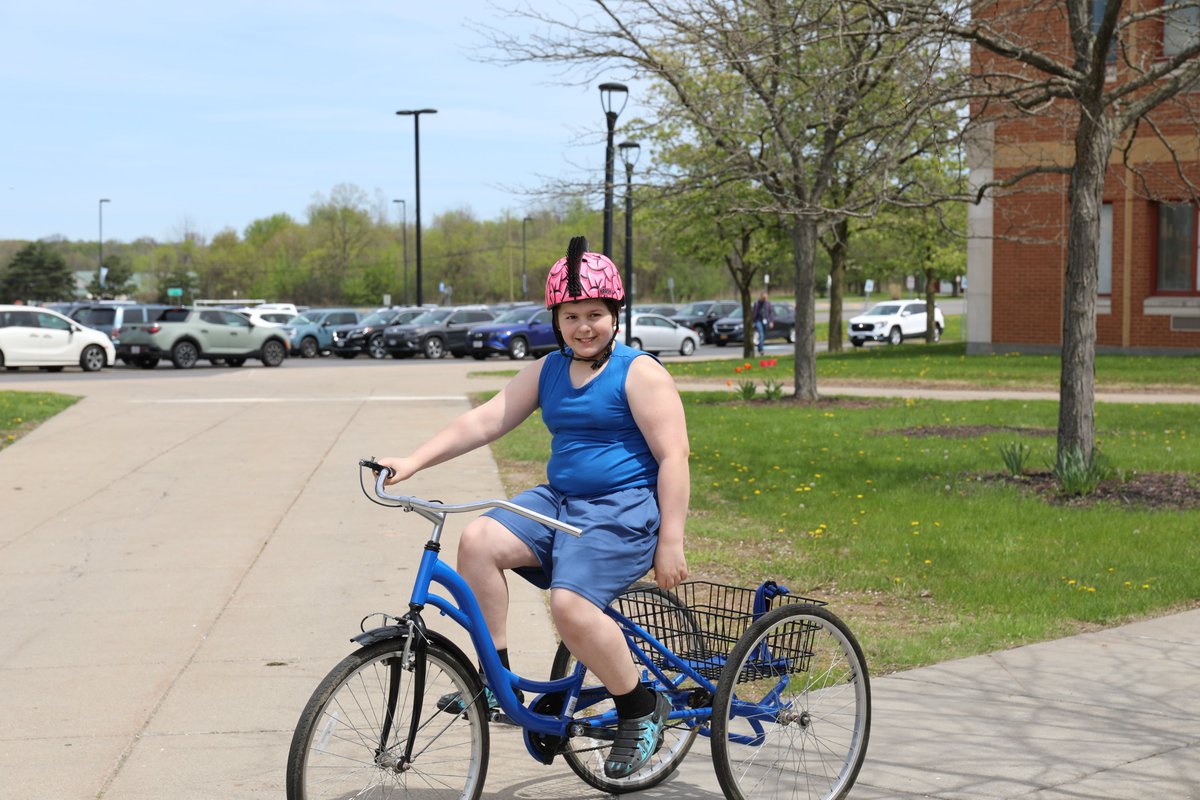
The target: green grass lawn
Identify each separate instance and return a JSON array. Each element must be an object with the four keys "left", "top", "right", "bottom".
[
  {"left": 488, "top": 391, "right": 1200, "bottom": 675},
  {"left": 0, "top": 391, "right": 79, "bottom": 452},
  {"left": 672, "top": 337, "right": 1200, "bottom": 390}
]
